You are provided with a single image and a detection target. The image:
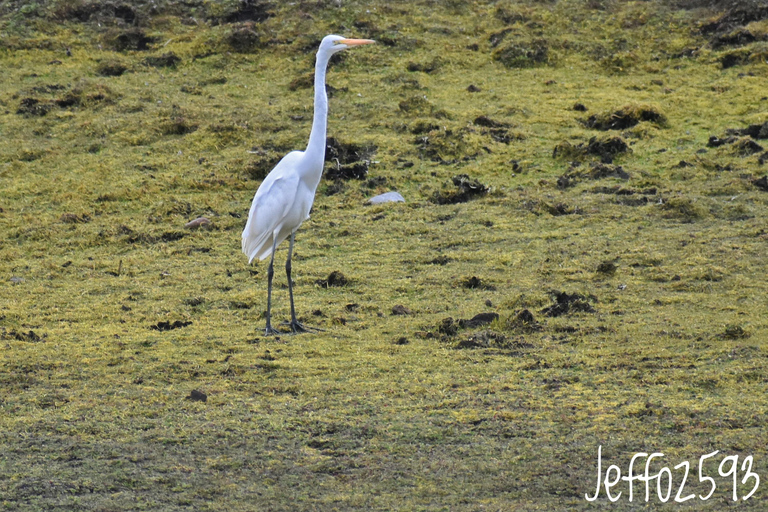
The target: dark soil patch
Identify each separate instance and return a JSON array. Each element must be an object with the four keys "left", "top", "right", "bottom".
[
  {"left": 493, "top": 39, "right": 549, "bottom": 68},
  {"left": 473, "top": 116, "right": 509, "bottom": 128},
  {"left": 160, "top": 115, "right": 197, "bottom": 136},
  {"left": 96, "top": 59, "right": 128, "bottom": 77},
  {"left": 707, "top": 135, "right": 736, "bottom": 147},
  {"left": 316, "top": 271, "right": 348, "bottom": 288},
  {"left": 143, "top": 52, "right": 181, "bottom": 68},
  {"left": 406, "top": 58, "right": 443, "bottom": 73},
  {"left": 215, "top": 1, "right": 273, "bottom": 24},
  {"left": 710, "top": 28, "right": 758, "bottom": 49},
  {"left": 541, "top": 292, "right": 596, "bottom": 317},
  {"left": 753, "top": 176, "right": 768, "bottom": 191},
  {"left": 246, "top": 151, "right": 283, "bottom": 181},
  {"left": 107, "top": 28, "right": 156, "bottom": 51},
  {"left": 726, "top": 121, "right": 768, "bottom": 140},
  {"left": 456, "top": 331, "right": 508, "bottom": 349},
  {"left": 186, "top": 389, "right": 207, "bottom": 402},
  {"left": 596, "top": 261, "right": 617, "bottom": 275},
  {"left": 16, "top": 98, "right": 52, "bottom": 117},
  {"left": 391, "top": 305, "right": 412, "bottom": 316},
  {"left": 554, "top": 137, "right": 631, "bottom": 164},
  {"left": 506, "top": 309, "right": 542, "bottom": 333},
  {"left": 719, "top": 49, "right": 752, "bottom": 69},
  {"left": 2, "top": 329, "right": 44, "bottom": 342},
  {"left": 582, "top": 105, "right": 667, "bottom": 131},
  {"left": 150, "top": 320, "right": 192, "bottom": 331},
  {"left": 700, "top": 3, "right": 768, "bottom": 47},
  {"left": 459, "top": 312, "right": 499, "bottom": 328},
  {"left": 732, "top": 138, "right": 764, "bottom": 156},
  {"left": 60, "top": 213, "right": 91, "bottom": 224},
  {"left": 431, "top": 174, "right": 489, "bottom": 204},
  {"left": 325, "top": 137, "right": 377, "bottom": 166},
  {"left": 325, "top": 161, "right": 369, "bottom": 181},
  {"left": 225, "top": 25, "right": 266, "bottom": 53}
]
